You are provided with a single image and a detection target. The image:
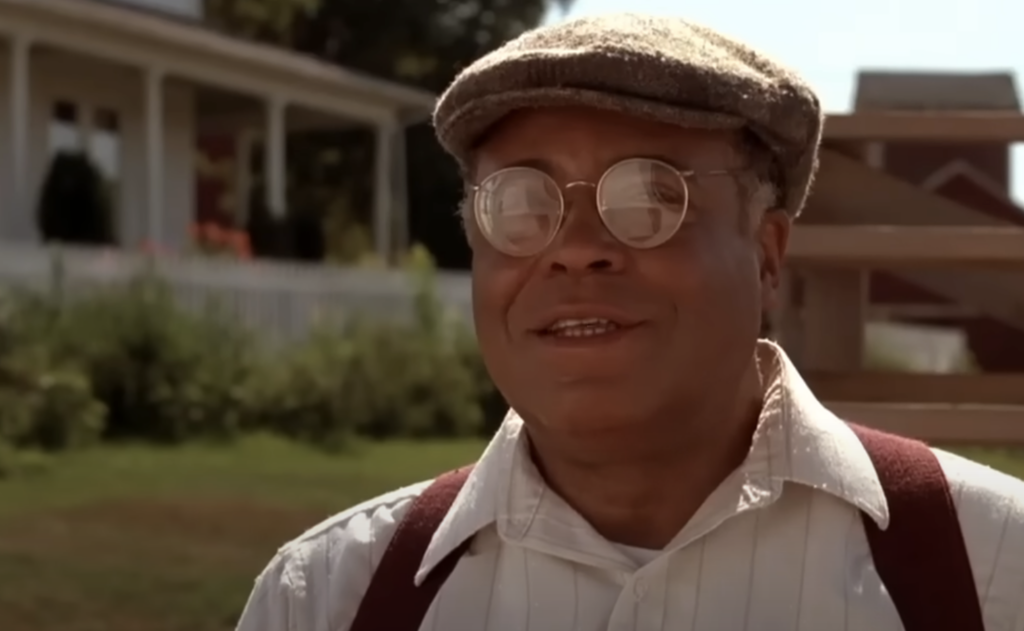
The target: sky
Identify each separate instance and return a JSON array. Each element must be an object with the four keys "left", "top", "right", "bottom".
[{"left": 546, "top": 0, "right": 1024, "bottom": 200}]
